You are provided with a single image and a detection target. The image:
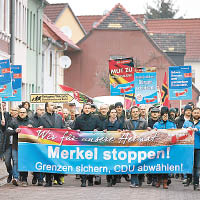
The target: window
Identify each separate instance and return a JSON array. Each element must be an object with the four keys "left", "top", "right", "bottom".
[
  {"left": 33, "top": 14, "right": 35, "bottom": 50},
  {"left": 50, "top": 51, "right": 53, "bottom": 77},
  {"left": 30, "top": 11, "right": 32, "bottom": 48},
  {"left": 0, "top": 0, "right": 5, "bottom": 31},
  {"left": 27, "top": 9, "right": 29, "bottom": 46},
  {"left": 110, "top": 55, "right": 126, "bottom": 60},
  {"left": 19, "top": 2, "right": 21, "bottom": 40},
  {"left": 32, "top": 84, "right": 34, "bottom": 93},
  {"left": 192, "top": 68, "right": 195, "bottom": 83},
  {"left": 16, "top": 0, "right": 18, "bottom": 38}
]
